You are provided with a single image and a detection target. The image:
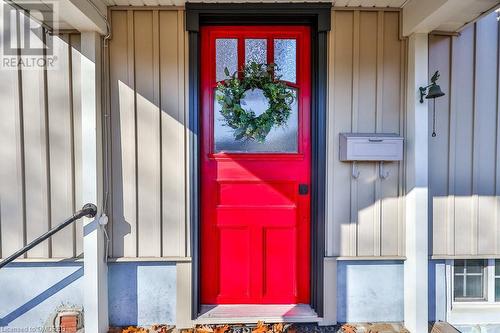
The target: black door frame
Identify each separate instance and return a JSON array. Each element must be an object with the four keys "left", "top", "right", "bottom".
[{"left": 185, "top": 3, "right": 331, "bottom": 319}]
